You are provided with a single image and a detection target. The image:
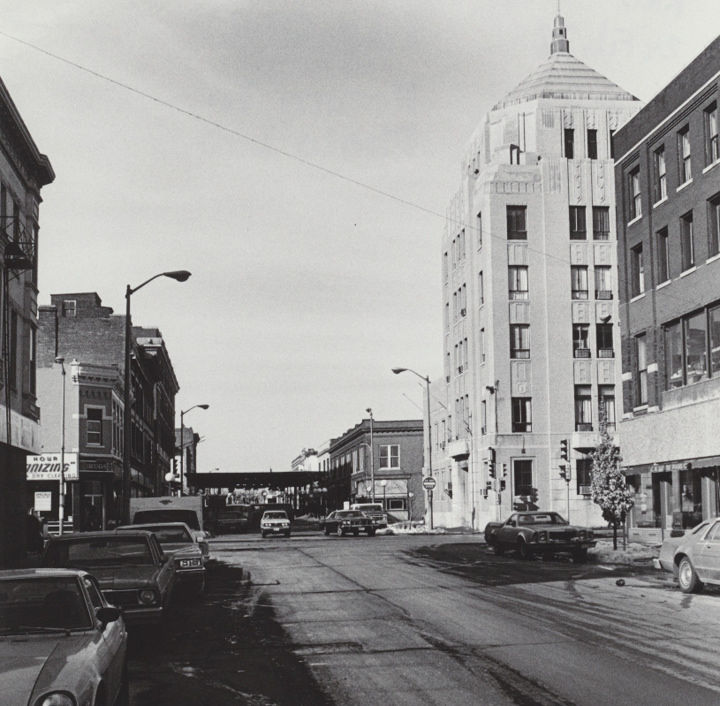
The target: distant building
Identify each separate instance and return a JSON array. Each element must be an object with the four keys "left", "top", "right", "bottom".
[
  {"left": 433, "top": 14, "right": 641, "bottom": 529},
  {"left": 0, "top": 75, "right": 54, "bottom": 565},
  {"left": 614, "top": 36, "right": 720, "bottom": 542},
  {"left": 326, "top": 417, "right": 424, "bottom": 521},
  {"left": 36, "top": 292, "right": 180, "bottom": 528},
  {"left": 175, "top": 425, "right": 200, "bottom": 494}
]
